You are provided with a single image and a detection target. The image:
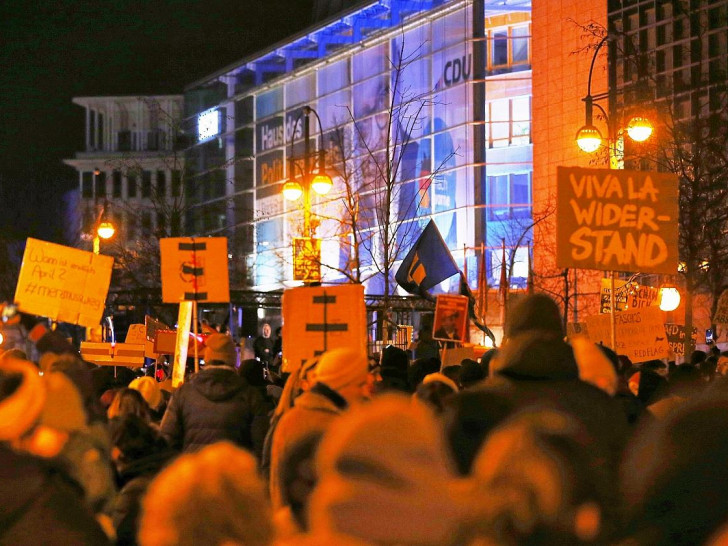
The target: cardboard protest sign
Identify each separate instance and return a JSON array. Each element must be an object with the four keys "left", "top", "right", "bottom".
[
  {"left": 282, "top": 284, "right": 366, "bottom": 373},
  {"left": 664, "top": 323, "right": 698, "bottom": 357},
  {"left": 714, "top": 290, "right": 728, "bottom": 324},
  {"left": 80, "top": 342, "right": 145, "bottom": 368},
  {"left": 556, "top": 167, "right": 679, "bottom": 274},
  {"left": 433, "top": 294, "right": 470, "bottom": 344},
  {"left": 14, "top": 238, "right": 113, "bottom": 328},
  {"left": 567, "top": 322, "right": 589, "bottom": 337},
  {"left": 125, "top": 323, "right": 158, "bottom": 358},
  {"left": 585, "top": 306, "right": 670, "bottom": 363},
  {"left": 160, "top": 237, "right": 230, "bottom": 303},
  {"left": 600, "top": 279, "right": 660, "bottom": 313}
]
